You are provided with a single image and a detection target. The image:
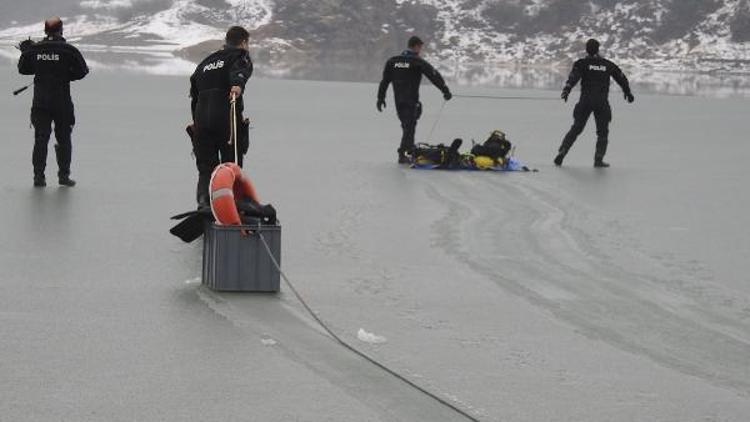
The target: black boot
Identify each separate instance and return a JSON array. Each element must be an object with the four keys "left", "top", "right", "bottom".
[
  {"left": 398, "top": 151, "right": 410, "bottom": 164},
  {"left": 55, "top": 143, "right": 75, "bottom": 186},
  {"left": 197, "top": 192, "right": 210, "bottom": 210},
  {"left": 58, "top": 175, "right": 76, "bottom": 187},
  {"left": 34, "top": 174, "right": 46, "bottom": 187},
  {"left": 594, "top": 160, "right": 610, "bottom": 168},
  {"left": 554, "top": 148, "right": 567, "bottom": 166},
  {"left": 196, "top": 175, "right": 211, "bottom": 209}
]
